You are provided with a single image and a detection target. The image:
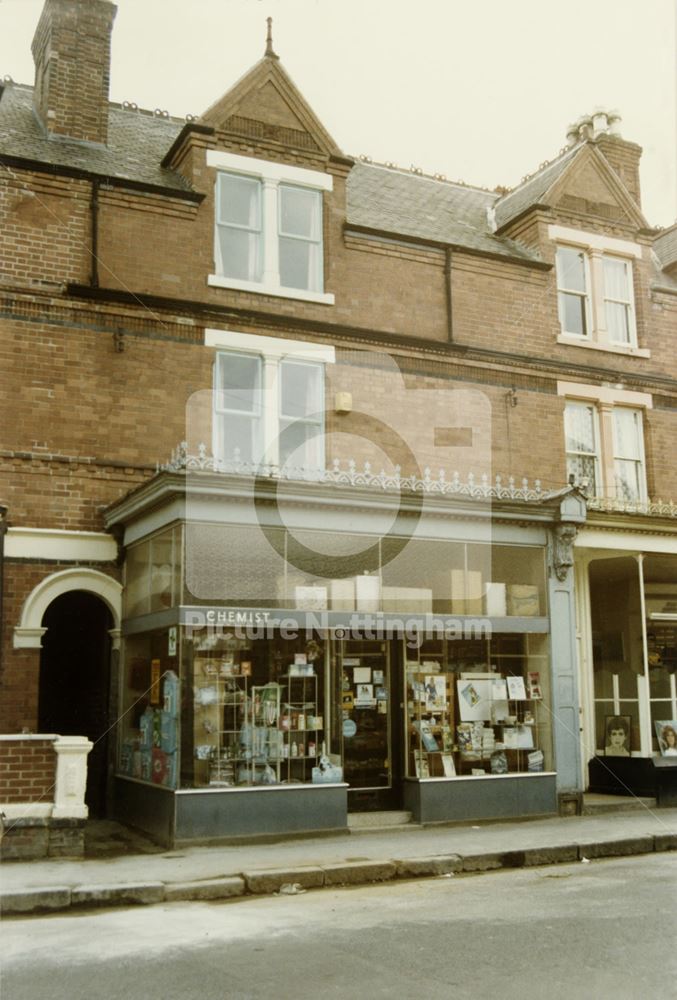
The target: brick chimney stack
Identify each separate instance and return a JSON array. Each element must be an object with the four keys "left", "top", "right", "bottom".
[
  {"left": 566, "top": 109, "right": 643, "bottom": 208},
  {"left": 31, "top": 0, "right": 117, "bottom": 145}
]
